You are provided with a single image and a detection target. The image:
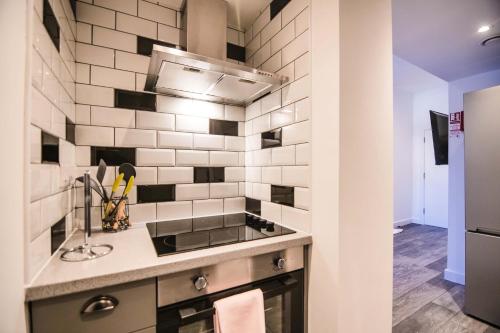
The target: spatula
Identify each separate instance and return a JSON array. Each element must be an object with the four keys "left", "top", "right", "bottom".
[{"left": 96, "top": 159, "right": 109, "bottom": 202}]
